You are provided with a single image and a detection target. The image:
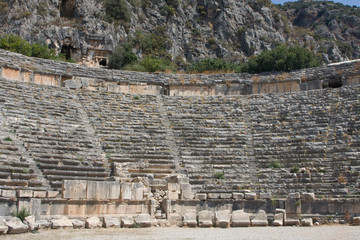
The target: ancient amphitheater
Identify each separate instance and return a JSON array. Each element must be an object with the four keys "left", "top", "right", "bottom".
[{"left": 0, "top": 49, "right": 359, "bottom": 234}]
